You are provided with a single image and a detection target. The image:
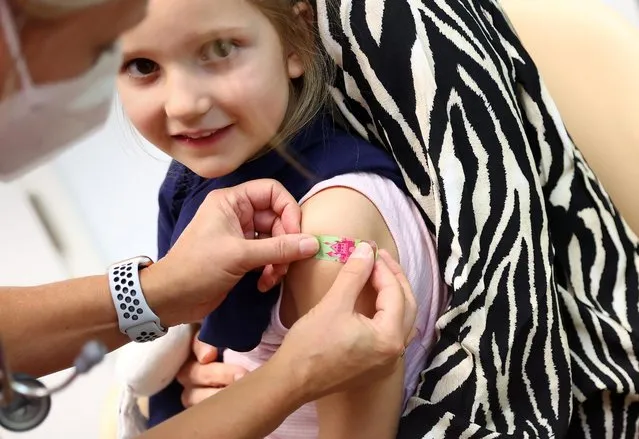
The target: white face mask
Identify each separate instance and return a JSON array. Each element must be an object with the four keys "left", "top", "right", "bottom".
[{"left": 0, "top": 0, "right": 120, "bottom": 181}]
